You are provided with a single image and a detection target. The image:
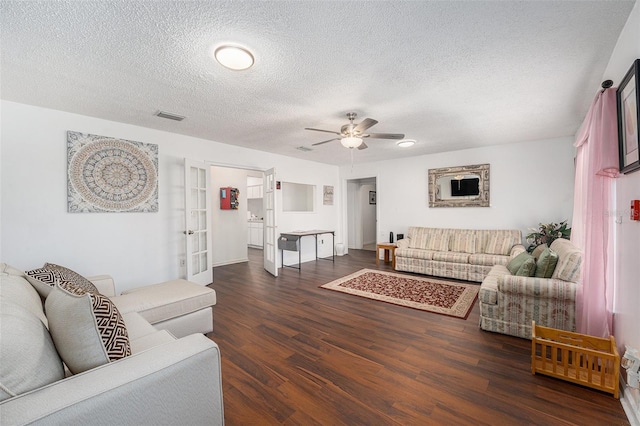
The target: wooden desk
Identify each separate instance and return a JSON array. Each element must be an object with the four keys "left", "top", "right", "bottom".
[
  {"left": 376, "top": 242, "right": 397, "bottom": 269},
  {"left": 279, "top": 230, "right": 335, "bottom": 270}
]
